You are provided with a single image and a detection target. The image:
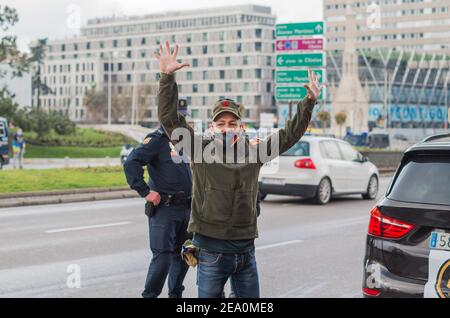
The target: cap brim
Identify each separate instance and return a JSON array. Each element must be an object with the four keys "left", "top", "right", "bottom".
[{"left": 212, "top": 109, "right": 241, "bottom": 121}]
